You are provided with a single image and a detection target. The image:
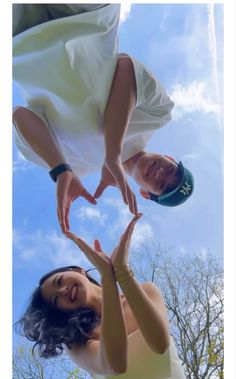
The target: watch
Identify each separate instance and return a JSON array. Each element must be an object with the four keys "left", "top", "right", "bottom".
[{"left": 49, "top": 163, "right": 72, "bottom": 182}]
